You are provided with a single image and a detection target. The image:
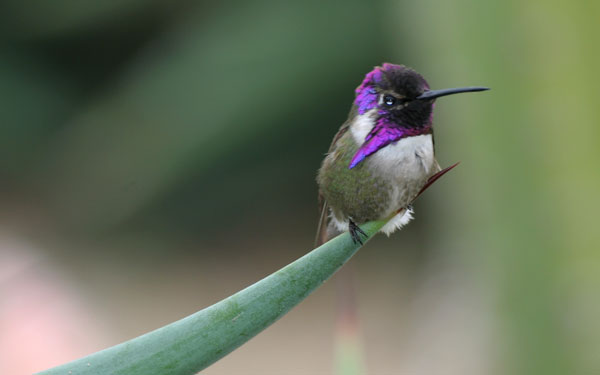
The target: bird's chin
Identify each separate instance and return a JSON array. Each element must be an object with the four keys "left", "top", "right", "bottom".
[{"left": 349, "top": 110, "right": 378, "bottom": 145}]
